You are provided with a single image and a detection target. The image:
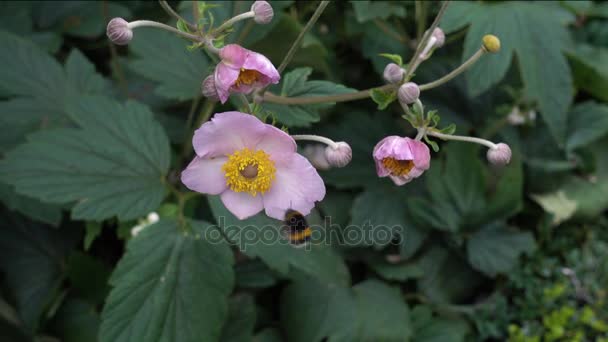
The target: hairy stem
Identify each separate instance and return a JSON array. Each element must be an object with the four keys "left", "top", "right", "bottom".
[
  {"left": 419, "top": 48, "right": 486, "bottom": 91},
  {"left": 277, "top": 0, "right": 330, "bottom": 73},
  {"left": 128, "top": 20, "right": 202, "bottom": 41},
  {"left": 264, "top": 84, "right": 395, "bottom": 105},
  {"left": 291, "top": 134, "right": 338, "bottom": 148},
  {"left": 426, "top": 130, "right": 498, "bottom": 149},
  {"left": 215, "top": 11, "right": 255, "bottom": 34}
]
